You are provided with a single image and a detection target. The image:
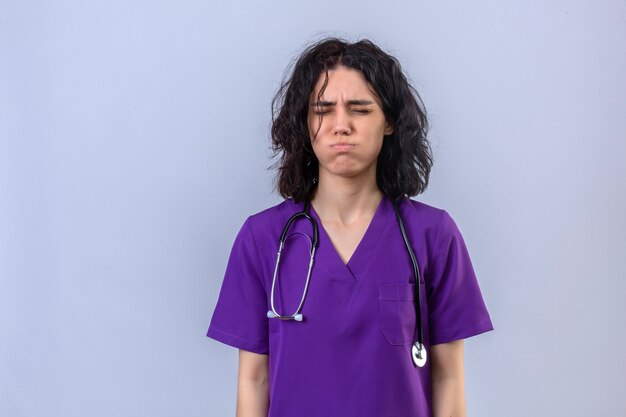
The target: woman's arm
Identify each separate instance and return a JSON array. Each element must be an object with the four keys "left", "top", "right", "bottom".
[
  {"left": 430, "top": 339, "right": 466, "bottom": 417},
  {"left": 236, "top": 349, "right": 270, "bottom": 417}
]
